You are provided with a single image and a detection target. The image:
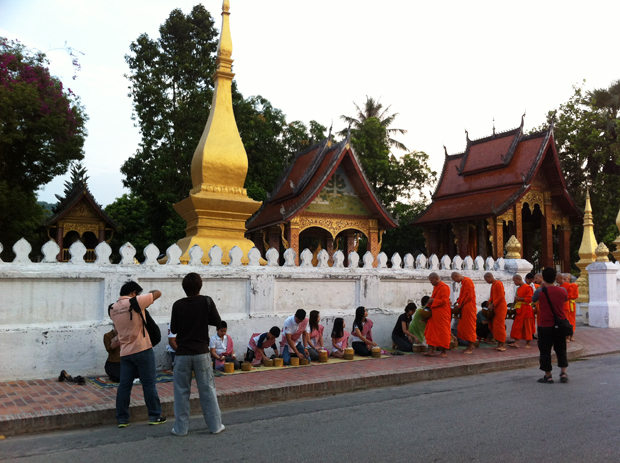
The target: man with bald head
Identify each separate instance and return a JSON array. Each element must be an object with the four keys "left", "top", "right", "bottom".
[
  {"left": 507, "top": 275, "right": 534, "bottom": 348},
  {"left": 423, "top": 273, "right": 452, "bottom": 357},
  {"left": 557, "top": 273, "right": 573, "bottom": 342},
  {"left": 451, "top": 272, "right": 477, "bottom": 354},
  {"left": 485, "top": 272, "right": 507, "bottom": 351}
]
